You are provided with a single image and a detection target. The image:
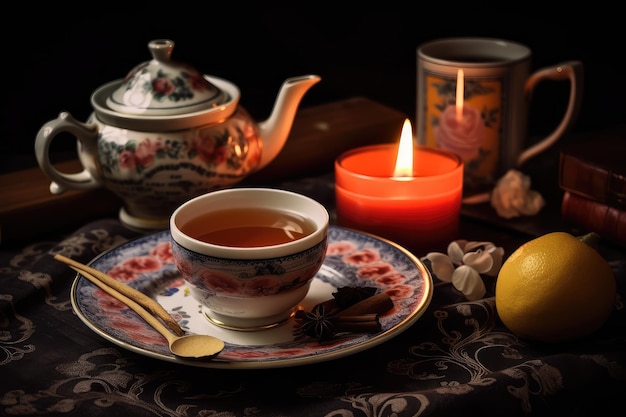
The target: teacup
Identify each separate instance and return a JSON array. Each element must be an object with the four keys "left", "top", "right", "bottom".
[{"left": 169, "top": 187, "right": 329, "bottom": 331}]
